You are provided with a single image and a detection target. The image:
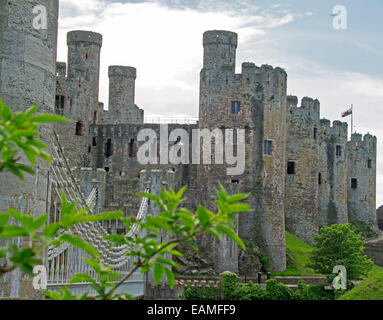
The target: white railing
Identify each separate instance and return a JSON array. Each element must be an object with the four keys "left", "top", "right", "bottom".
[{"left": 144, "top": 116, "right": 198, "bottom": 124}]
